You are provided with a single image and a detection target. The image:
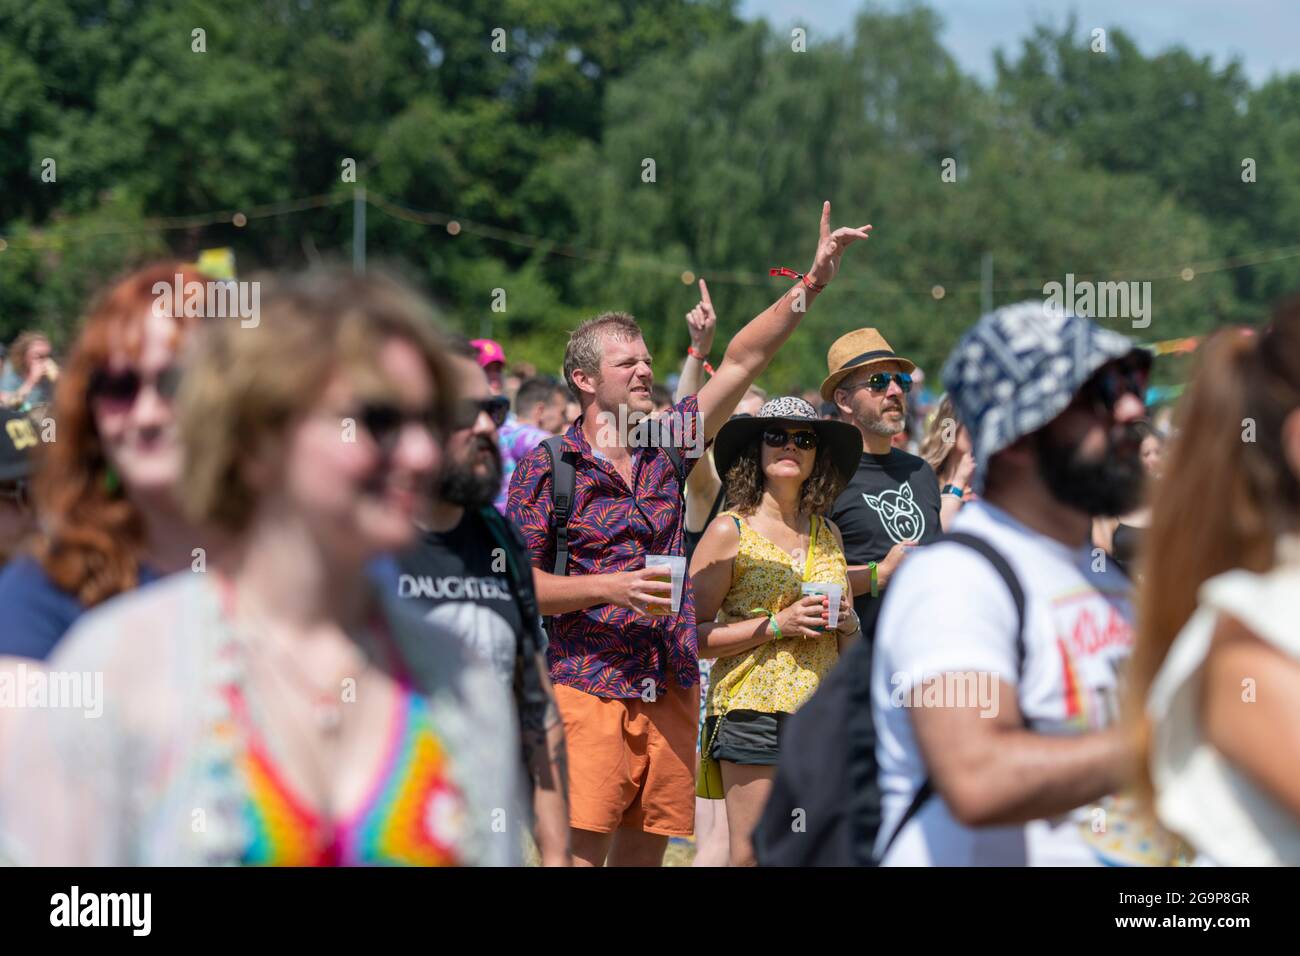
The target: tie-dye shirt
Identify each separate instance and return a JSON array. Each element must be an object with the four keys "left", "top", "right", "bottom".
[
  {"left": 508, "top": 396, "right": 701, "bottom": 699},
  {"left": 0, "top": 570, "right": 522, "bottom": 866},
  {"left": 494, "top": 417, "right": 552, "bottom": 514}
]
